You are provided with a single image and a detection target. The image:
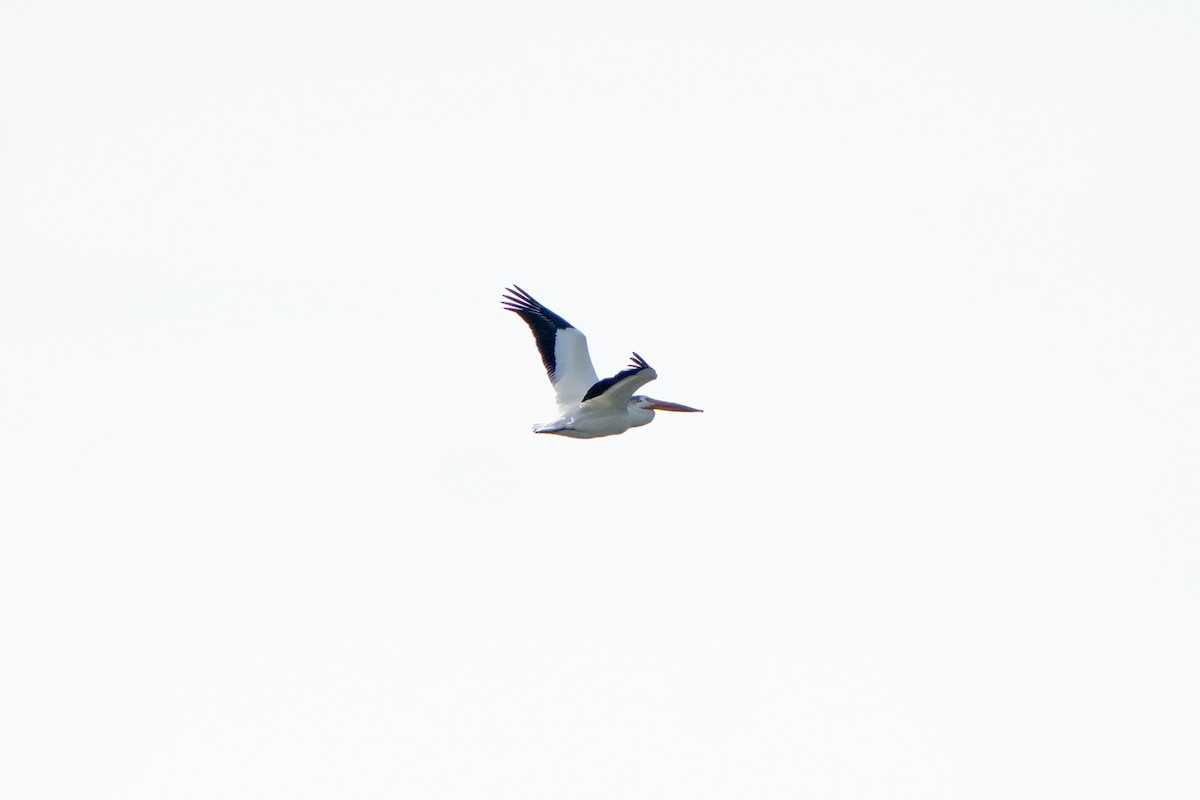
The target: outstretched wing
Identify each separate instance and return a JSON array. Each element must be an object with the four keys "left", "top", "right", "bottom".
[
  {"left": 580, "top": 352, "right": 658, "bottom": 408},
  {"left": 502, "top": 285, "right": 600, "bottom": 409}
]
